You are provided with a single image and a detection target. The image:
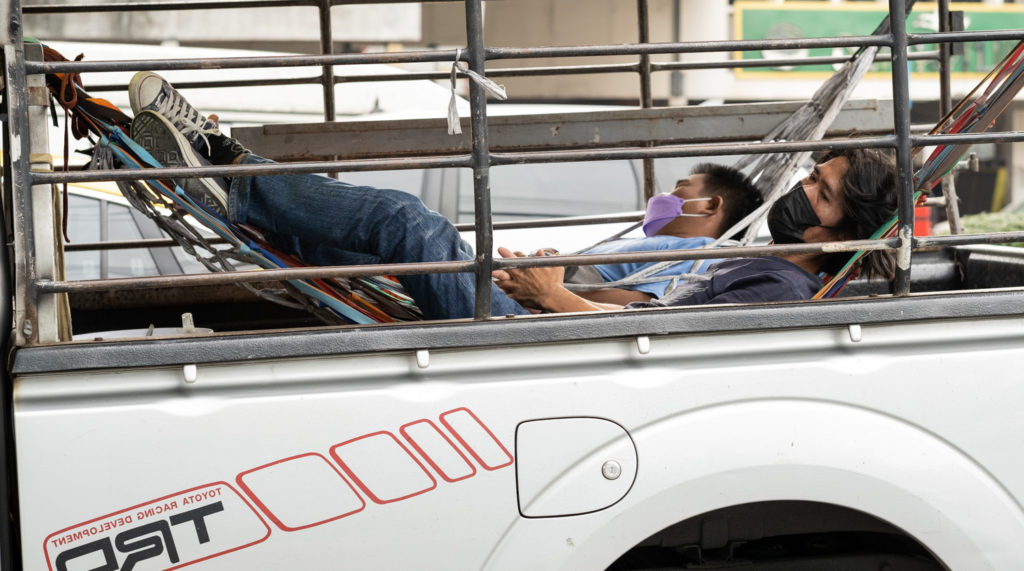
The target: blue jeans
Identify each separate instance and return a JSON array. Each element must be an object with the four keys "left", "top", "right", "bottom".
[{"left": 228, "top": 154, "right": 530, "bottom": 320}]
